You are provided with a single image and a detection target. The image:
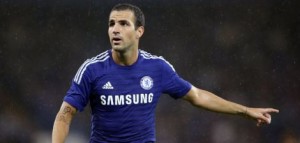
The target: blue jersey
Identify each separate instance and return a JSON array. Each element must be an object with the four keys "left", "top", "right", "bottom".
[{"left": 64, "top": 49, "right": 192, "bottom": 143}]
